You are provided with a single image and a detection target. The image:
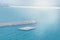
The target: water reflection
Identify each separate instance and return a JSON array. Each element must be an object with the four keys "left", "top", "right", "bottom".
[{"left": 24, "top": 9, "right": 58, "bottom": 38}]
